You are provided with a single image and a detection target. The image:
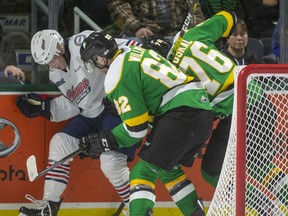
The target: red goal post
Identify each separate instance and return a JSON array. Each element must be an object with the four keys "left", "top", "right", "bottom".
[{"left": 207, "top": 64, "right": 288, "bottom": 216}]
